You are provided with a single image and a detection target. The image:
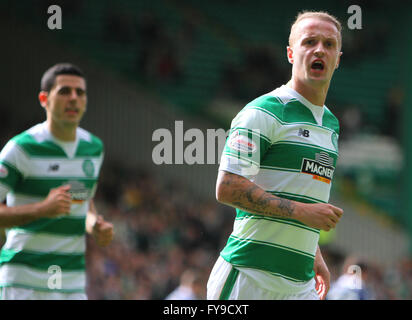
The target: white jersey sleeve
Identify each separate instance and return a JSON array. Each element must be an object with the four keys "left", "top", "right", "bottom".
[
  {"left": 219, "top": 107, "right": 280, "bottom": 179},
  {"left": 0, "top": 141, "right": 28, "bottom": 202}
]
